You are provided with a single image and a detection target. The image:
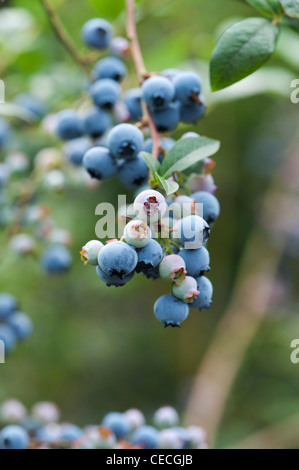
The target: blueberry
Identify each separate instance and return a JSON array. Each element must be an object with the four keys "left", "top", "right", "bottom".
[
  {"left": 162, "top": 68, "right": 180, "bottom": 79},
  {"left": 90, "top": 79, "right": 121, "bottom": 110},
  {"left": 80, "top": 240, "right": 104, "bottom": 266},
  {"left": 110, "top": 37, "right": 130, "bottom": 59},
  {"left": 0, "top": 425, "right": 29, "bottom": 449},
  {"left": 124, "top": 409, "right": 145, "bottom": 430},
  {"left": 107, "top": 123, "right": 144, "bottom": 160},
  {"left": 180, "top": 98, "right": 206, "bottom": 124},
  {"left": 158, "top": 429, "right": 184, "bottom": 449},
  {"left": 134, "top": 189, "right": 167, "bottom": 223},
  {"left": 117, "top": 154, "right": 149, "bottom": 188},
  {"left": 153, "top": 406, "right": 179, "bottom": 429},
  {"left": 154, "top": 294, "right": 189, "bottom": 327},
  {"left": 124, "top": 220, "right": 151, "bottom": 248},
  {"left": 41, "top": 245, "right": 72, "bottom": 274},
  {"left": 59, "top": 424, "right": 84, "bottom": 442},
  {"left": 191, "top": 191, "right": 220, "bottom": 225},
  {"left": 0, "top": 293, "right": 17, "bottom": 319},
  {"left": 172, "top": 427, "right": 190, "bottom": 449},
  {"left": 7, "top": 313, "right": 33, "bottom": 341},
  {"left": 93, "top": 57, "right": 127, "bottom": 82},
  {"left": 181, "top": 131, "right": 200, "bottom": 139},
  {"left": 83, "top": 146, "right": 117, "bottom": 180},
  {"left": 83, "top": 108, "right": 112, "bottom": 138},
  {"left": 179, "top": 247, "right": 210, "bottom": 277},
  {"left": 102, "top": 412, "right": 131, "bottom": 439},
  {"left": 131, "top": 425, "right": 159, "bottom": 449},
  {"left": 151, "top": 102, "right": 180, "bottom": 132},
  {"left": 143, "top": 265, "right": 160, "bottom": 280},
  {"left": 98, "top": 241, "right": 138, "bottom": 278},
  {"left": 172, "top": 276, "right": 199, "bottom": 303},
  {"left": 135, "top": 239, "right": 163, "bottom": 275},
  {"left": 124, "top": 88, "right": 143, "bottom": 121},
  {"left": 82, "top": 18, "right": 113, "bottom": 50},
  {"left": 142, "top": 76, "right": 175, "bottom": 110},
  {"left": 143, "top": 137, "right": 175, "bottom": 163},
  {"left": 14, "top": 94, "right": 45, "bottom": 119},
  {"left": 56, "top": 109, "right": 84, "bottom": 141},
  {"left": 174, "top": 71, "right": 202, "bottom": 104},
  {"left": 96, "top": 265, "right": 134, "bottom": 287},
  {"left": 0, "top": 324, "right": 17, "bottom": 354},
  {"left": 176, "top": 215, "right": 210, "bottom": 249},
  {"left": 64, "top": 137, "right": 92, "bottom": 166},
  {"left": 159, "top": 254, "right": 186, "bottom": 285},
  {"left": 190, "top": 276, "right": 213, "bottom": 310},
  {"left": 0, "top": 117, "right": 11, "bottom": 148}
]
